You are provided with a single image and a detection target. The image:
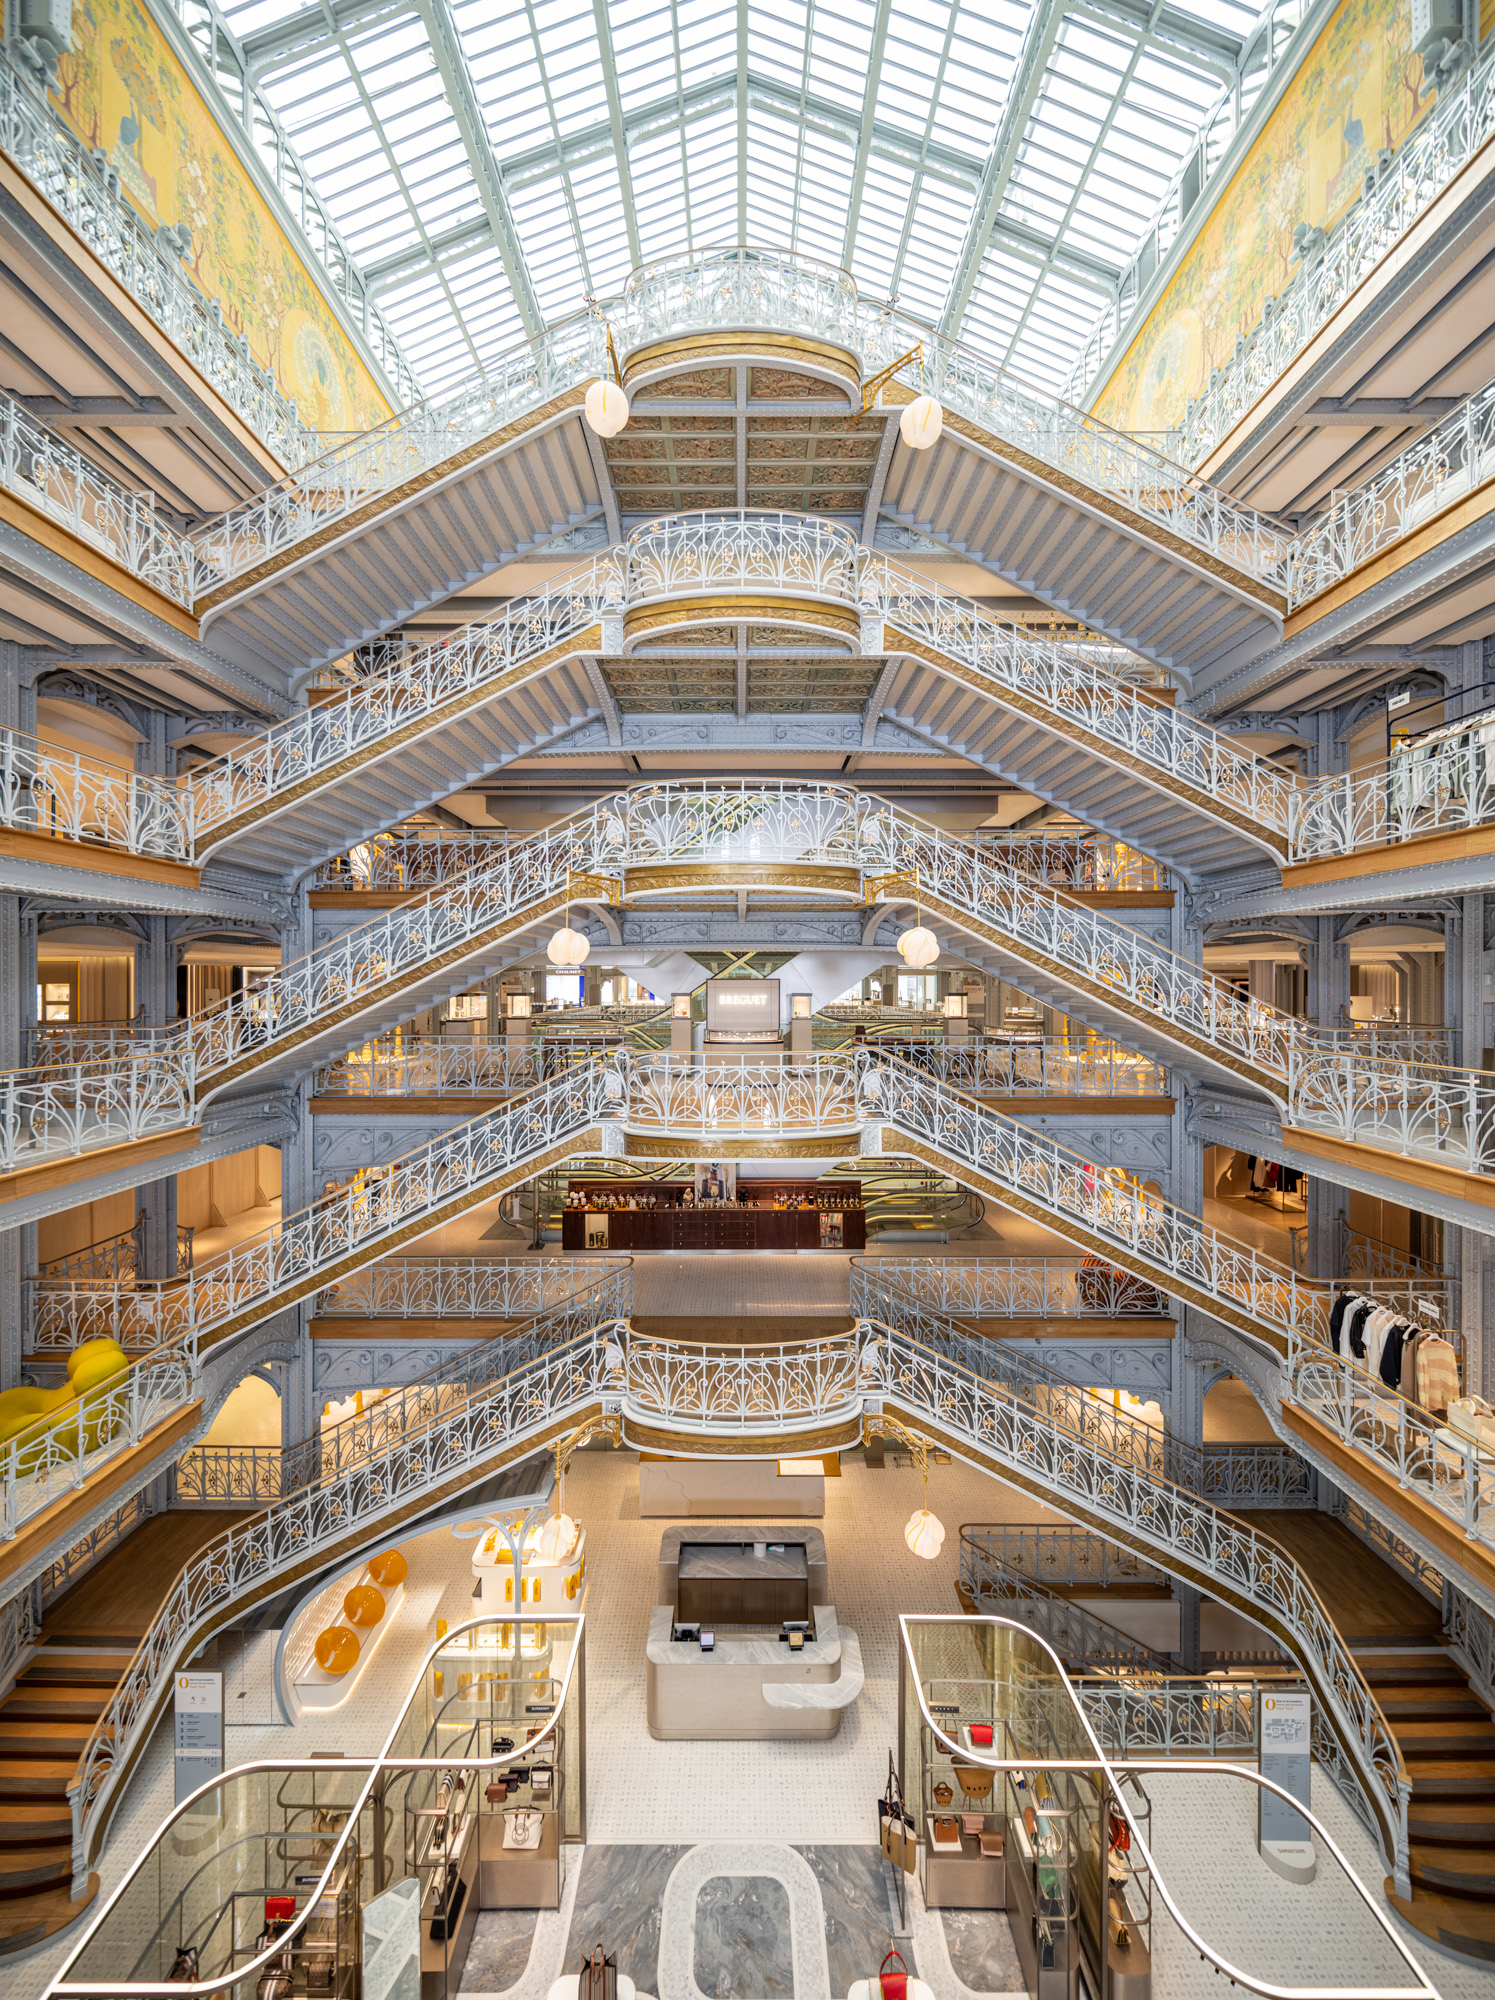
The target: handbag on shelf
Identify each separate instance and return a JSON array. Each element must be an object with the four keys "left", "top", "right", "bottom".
[
  {"left": 255, "top": 1974, "right": 293, "bottom": 2000},
  {"left": 580, "top": 1946, "right": 617, "bottom": 2000},
  {"left": 954, "top": 1764, "right": 994, "bottom": 1801},
  {"left": 978, "top": 1830, "right": 1003, "bottom": 1858},
  {"left": 531, "top": 1764, "right": 553, "bottom": 1798},
  {"left": 933, "top": 1780, "right": 953, "bottom": 1806},
  {"left": 969, "top": 1722, "right": 994, "bottom": 1746},
  {"left": 492, "top": 1736, "right": 515, "bottom": 1755},
  {"left": 502, "top": 1809, "right": 544, "bottom": 1851},
  {"left": 876, "top": 1946, "right": 909, "bottom": 2000},
  {"left": 484, "top": 1780, "right": 505, "bottom": 1806},
  {"left": 1108, "top": 1805, "right": 1131, "bottom": 1853},
  {"left": 167, "top": 1947, "right": 200, "bottom": 1983},
  {"left": 305, "top": 1955, "right": 335, "bottom": 1995},
  {"left": 429, "top": 1862, "right": 467, "bottom": 1944},
  {"left": 961, "top": 1812, "right": 984, "bottom": 1837},
  {"left": 932, "top": 1815, "right": 962, "bottom": 1846},
  {"left": 1108, "top": 1893, "right": 1131, "bottom": 1948}
]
